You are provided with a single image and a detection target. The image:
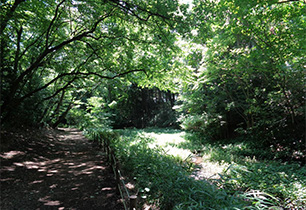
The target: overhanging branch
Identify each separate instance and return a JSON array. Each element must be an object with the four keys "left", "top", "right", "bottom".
[
  {"left": 78, "top": 68, "right": 146, "bottom": 79},
  {"left": 0, "top": 0, "right": 25, "bottom": 34},
  {"left": 108, "top": 0, "right": 171, "bottom": 22},
  {"left": 18, "top": 53, "right": 95, "bottom": 102},
  {"left": 276, "top": 0, "right": 301, "bottom": 4},
  {"left": 6, "top": 7, "right": 116, "bottom": 106},
  {"left": 45, "top": 0, "right": 66, "bottom": 49}
]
